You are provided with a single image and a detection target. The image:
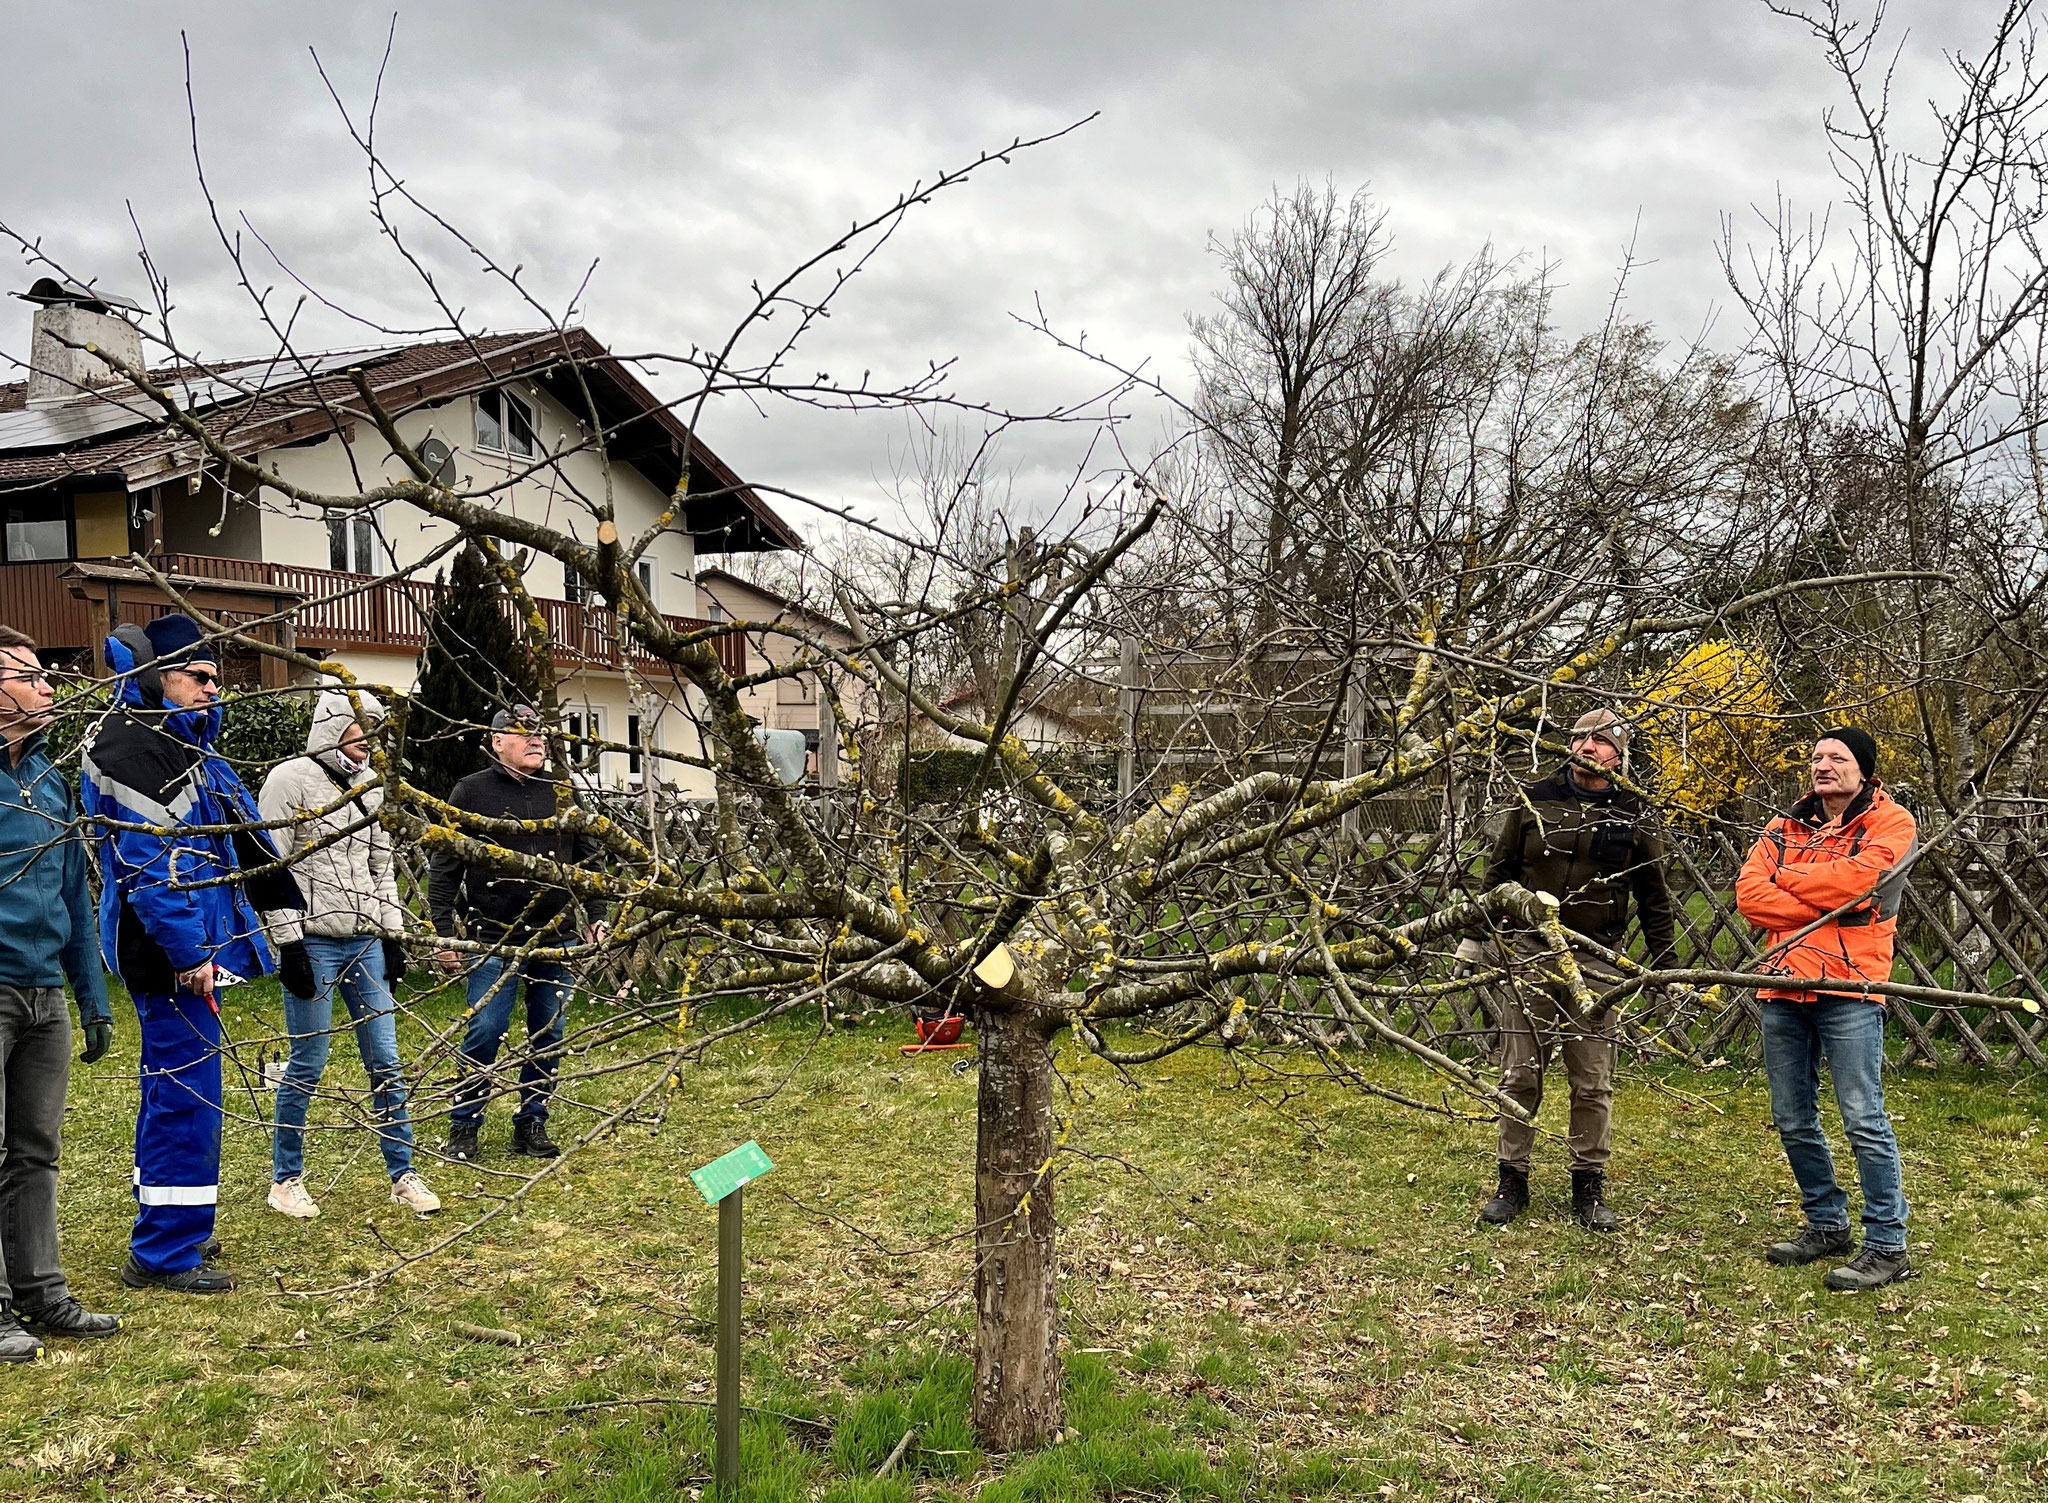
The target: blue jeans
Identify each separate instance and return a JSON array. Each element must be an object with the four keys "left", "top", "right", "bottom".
[
  {"left": 1759, "top": 998, "right": 1908, "bottom": 1252},
  {"left": 273, "top": 935, "right": 414, "bottom": 1182},
  {"left": 452, "top": 956, "right": 570, "bottom": 1129}
]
